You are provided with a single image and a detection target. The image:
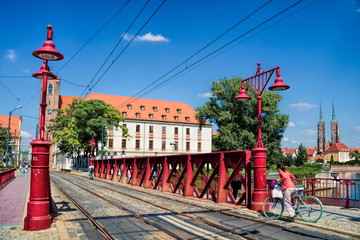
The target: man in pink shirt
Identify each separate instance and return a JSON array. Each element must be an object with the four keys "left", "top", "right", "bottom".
[{"left": 277, "top": 164, "right": 296, "bottom": 221}]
